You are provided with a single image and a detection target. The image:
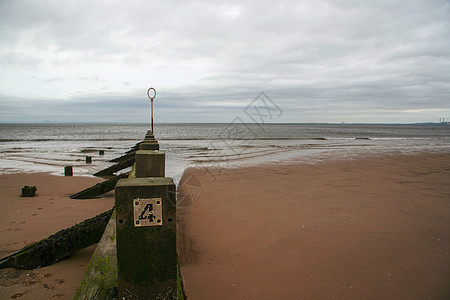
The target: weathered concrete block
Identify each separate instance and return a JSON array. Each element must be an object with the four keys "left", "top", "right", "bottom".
[
  {"left": 143, "top": 138, "right": 158, "bottom": 144},
  {"left": 145, "top": 130, "right": 154, "bottom": 139},
  {"left": 21, "top": 186, "right": 37, "bottom": 197},
  {"left": 115, "top": 178, "right": 176, "bottom": 299},
  {"left": 139, "top": 142, "right": 160, "bottom": 150},
  {"left": 135, "top": 150, "right": 165, "bottom": 178},
  {"left": 64, "top": 166, "right": 73, "bottom": 176}
]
